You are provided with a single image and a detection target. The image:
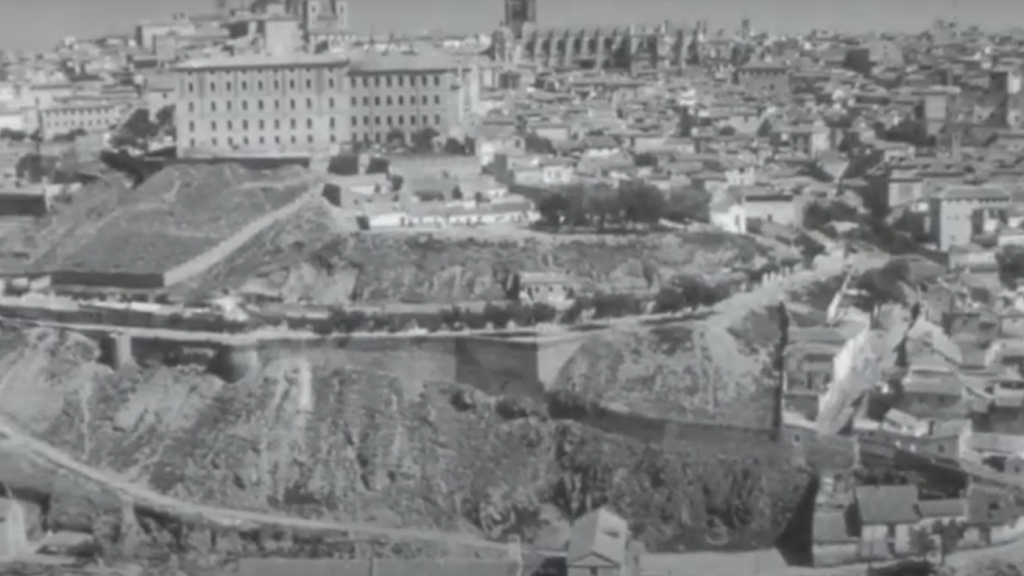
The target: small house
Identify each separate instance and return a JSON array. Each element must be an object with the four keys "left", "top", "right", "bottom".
[
  {"left": 852, "top": 485, "right": 921, "bottom": 559},
  {"left": 519, "top": 271, "right": 576, "bottom": 306},
  {"left": 567, "top": 507, "right": 631, "bottom": 576}
]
